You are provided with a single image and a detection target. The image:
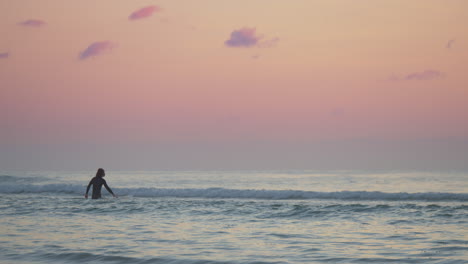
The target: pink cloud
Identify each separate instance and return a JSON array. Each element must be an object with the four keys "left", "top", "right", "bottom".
[
  {"left": 18, "top": 19, "right": 46, "bottom": 27},
  {"left": 0, "top": 52, "right": 9, "bottom": 59},
  {"left": 404, "top": 70, "right": 444, "bottom": 81},
  {"left": 129, "top": 6, "right": 161, "bottom": 20},
  {"left": 225, "top": 27, "right": 279, "bottom": 48},
  {"left": 79, "top": 41, "right": 115, "bottom": 60},
  {"left": 225, "top": 27, "right": 261, "bottom": 48}
]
